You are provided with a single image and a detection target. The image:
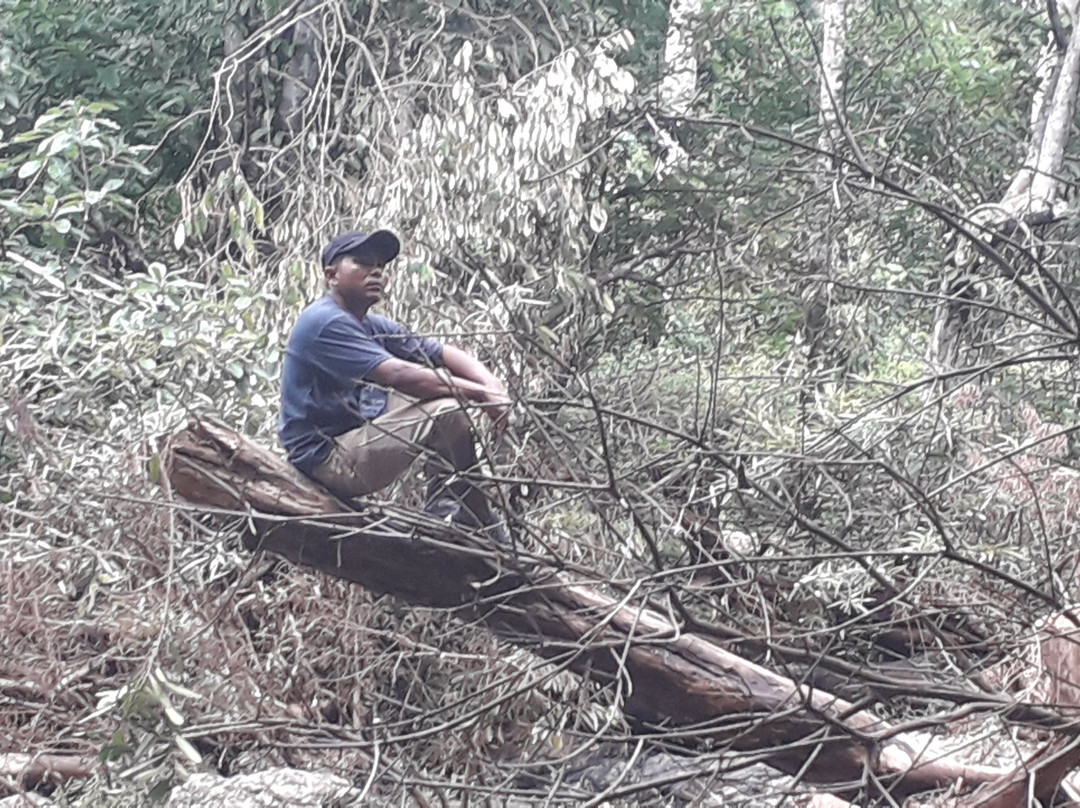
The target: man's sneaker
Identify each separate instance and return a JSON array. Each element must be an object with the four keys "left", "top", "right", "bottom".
[
  {"left": 423, "top": 497, "right": 482, "bottom": 529},
  {"left": 481, "top": 517, "right": 512, "bottom": 545},
  {"left": 424, "top": 498, "right": 511, "bottom": 545}
]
